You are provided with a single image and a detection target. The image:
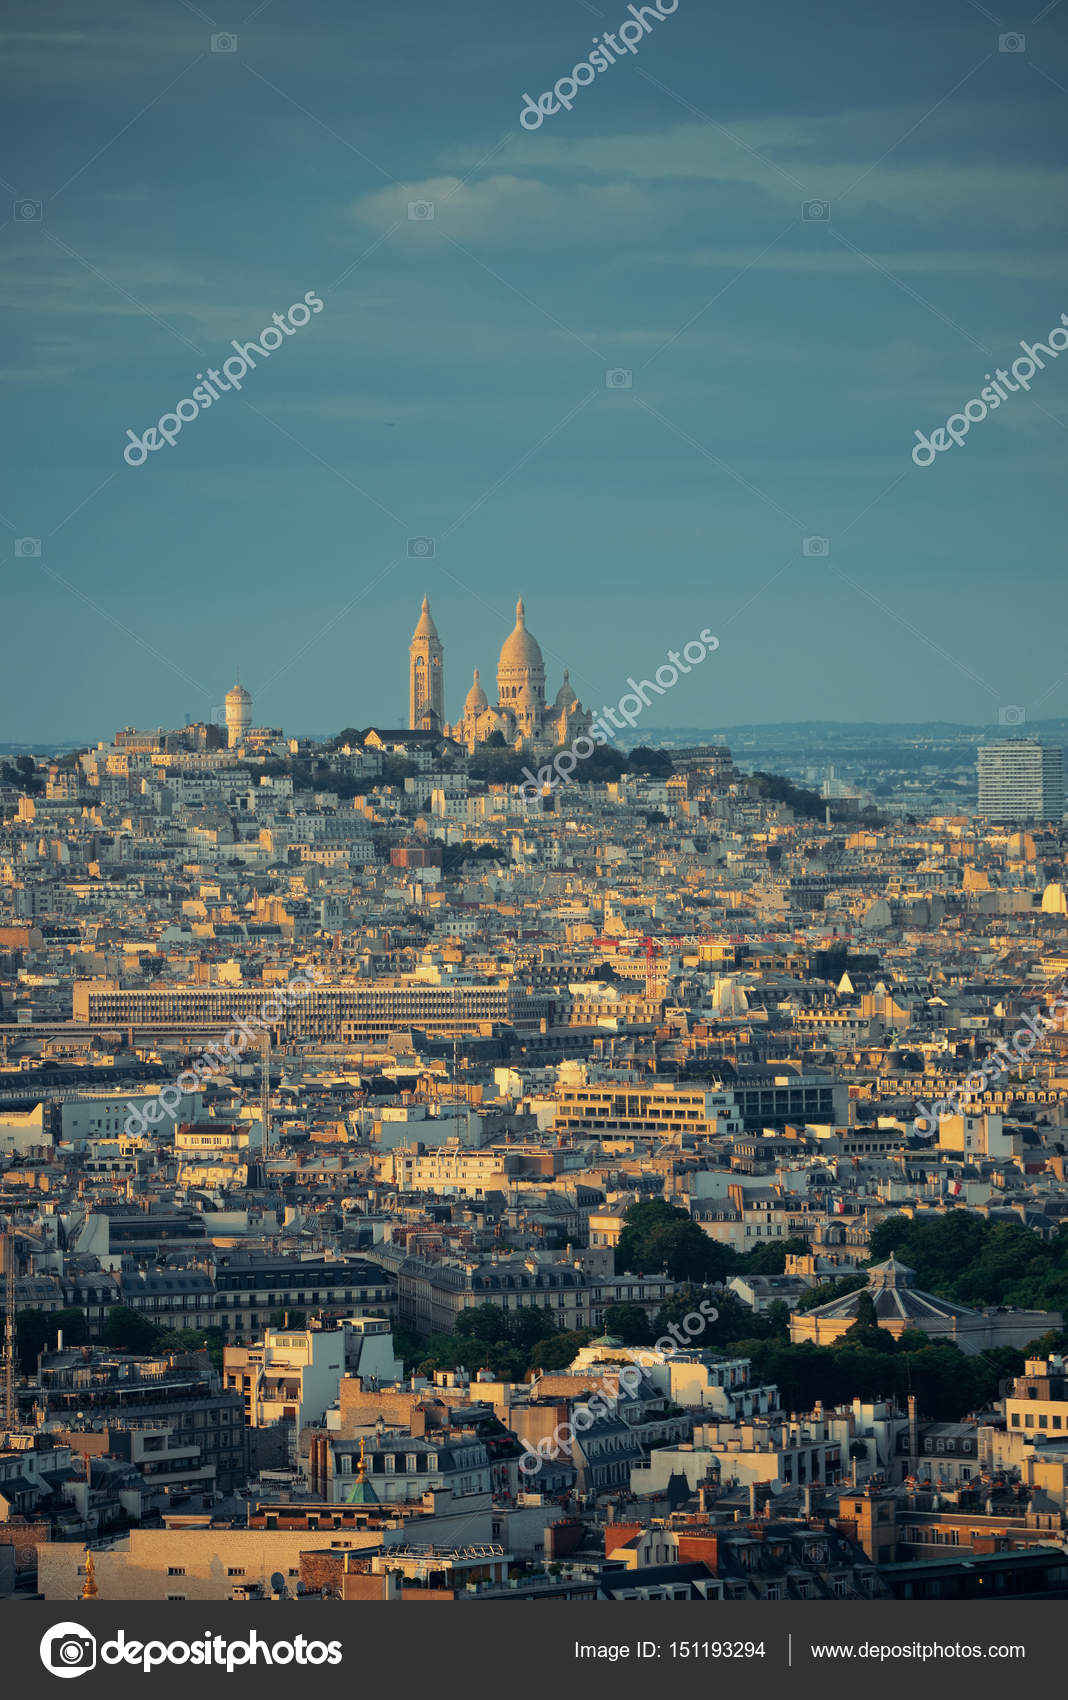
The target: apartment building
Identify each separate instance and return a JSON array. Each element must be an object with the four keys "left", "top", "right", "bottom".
[
  {"left": 72, "top": 977, "right": 547, "bottom": 1042},
  {"left": 978, "top": 738, "right": 1065, "bottom": 823},
  {"left": 382, "top": 1141, "right": 521, "bottom": 1197},
  {"left": 209, "top": 1255, "right": 395, "bottom": 1336},
  {"left": 553, "top": 1083, "right": 743, "bottom": 1140},
  {"left": 377, "top": 1247, "right": 674, "bottom": 1337},
  {"left": 224, "top": 1326, "right": 346, "bottom": 1435}
]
